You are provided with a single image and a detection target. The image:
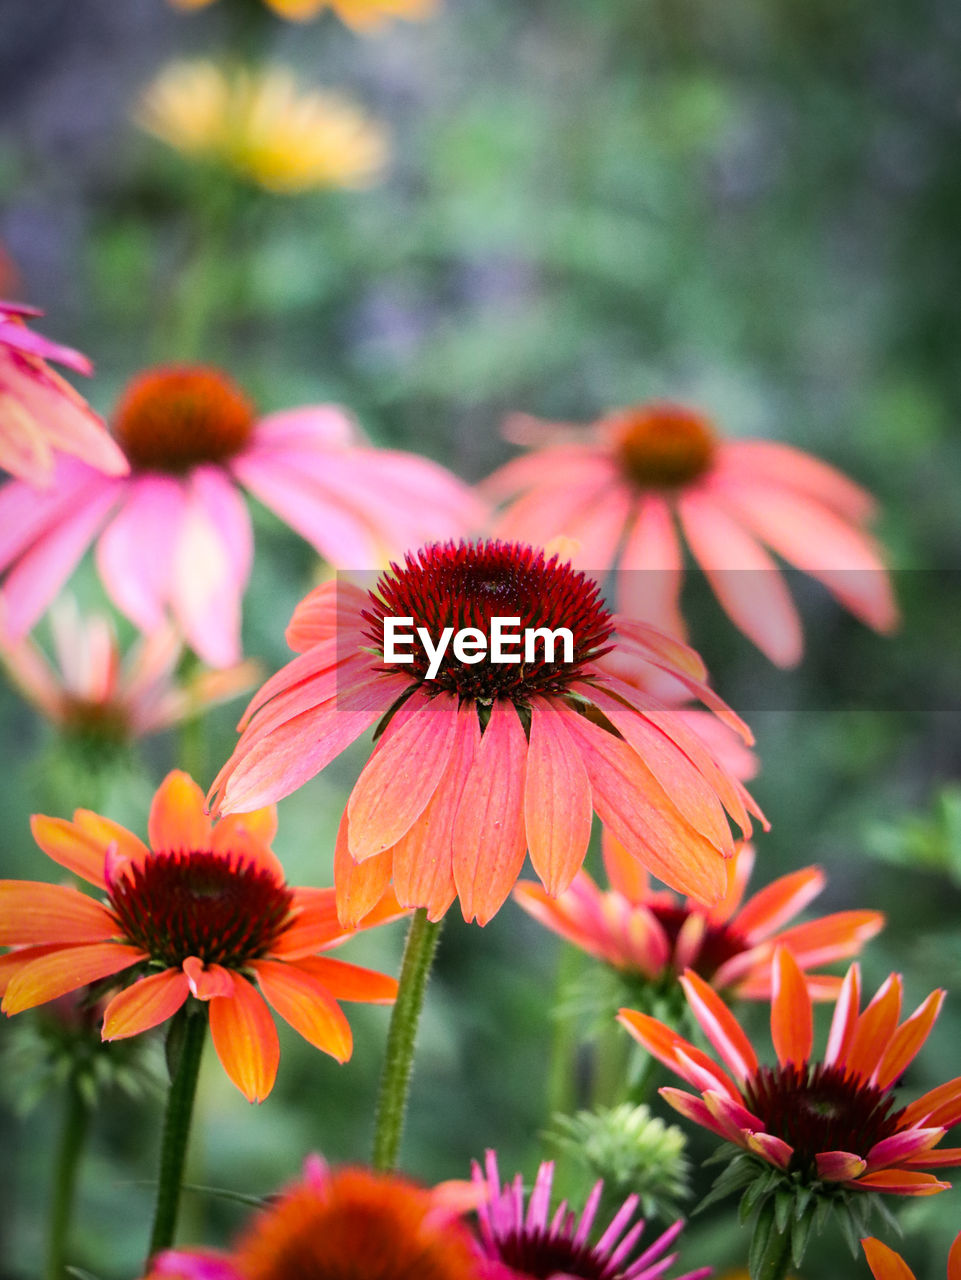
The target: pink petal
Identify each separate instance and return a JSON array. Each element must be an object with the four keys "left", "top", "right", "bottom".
[
  {"left": 617, "top": 495, "right": 686, "bottom": 637},
  {"left": 95, "top": 477, "right": 186, "bottom": 632},
  {"left": 523, "top": 696, "right": 593, "bottom": 896}
]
